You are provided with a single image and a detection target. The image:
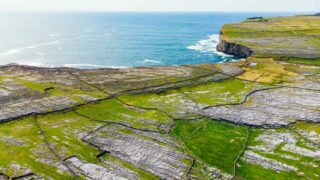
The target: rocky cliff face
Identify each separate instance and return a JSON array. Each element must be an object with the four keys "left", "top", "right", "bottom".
[
  {"left": 216, "top": 37, "right": 253, "bottom": 58},
  {"left": 217, "top": 16, "right": 320, "bottom": 59}
]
